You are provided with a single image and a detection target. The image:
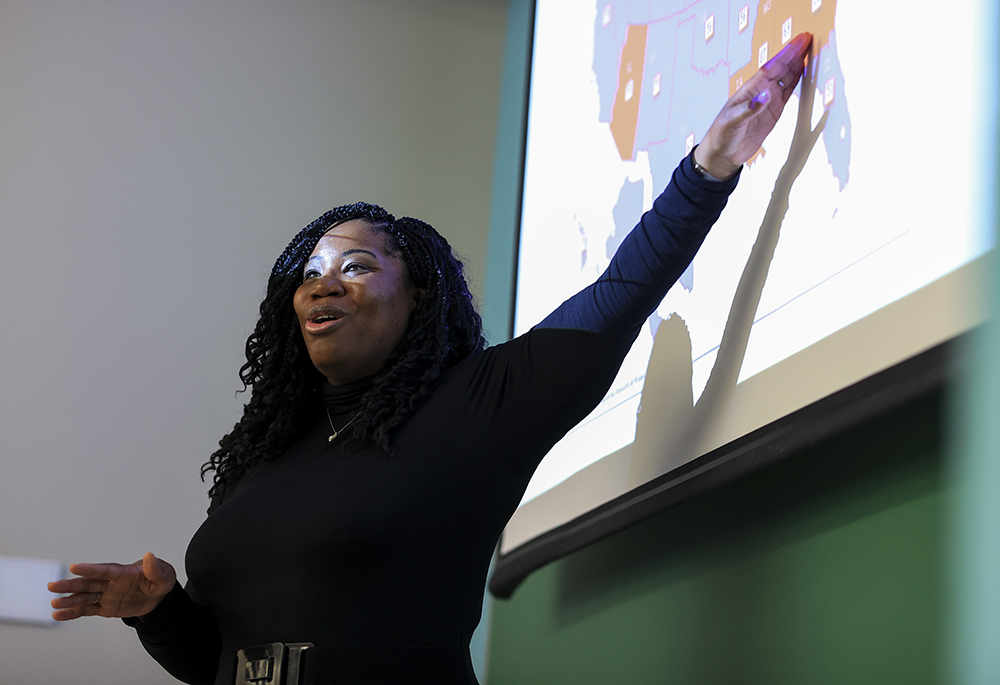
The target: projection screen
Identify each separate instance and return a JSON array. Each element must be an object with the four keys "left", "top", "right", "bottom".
[{"left": 493, "top": 0, "right": 998, "bottom": 594}]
